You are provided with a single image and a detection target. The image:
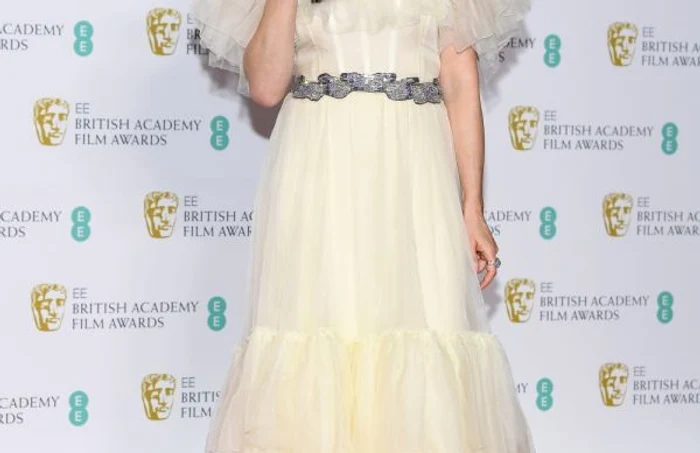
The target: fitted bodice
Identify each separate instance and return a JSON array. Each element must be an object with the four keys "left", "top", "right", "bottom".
[
  {"left": 192, "top": 0, "right": 531, "bottom": 97},
  {"left": 294, "top": 14, "right": 442, "bottom": 81}
]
